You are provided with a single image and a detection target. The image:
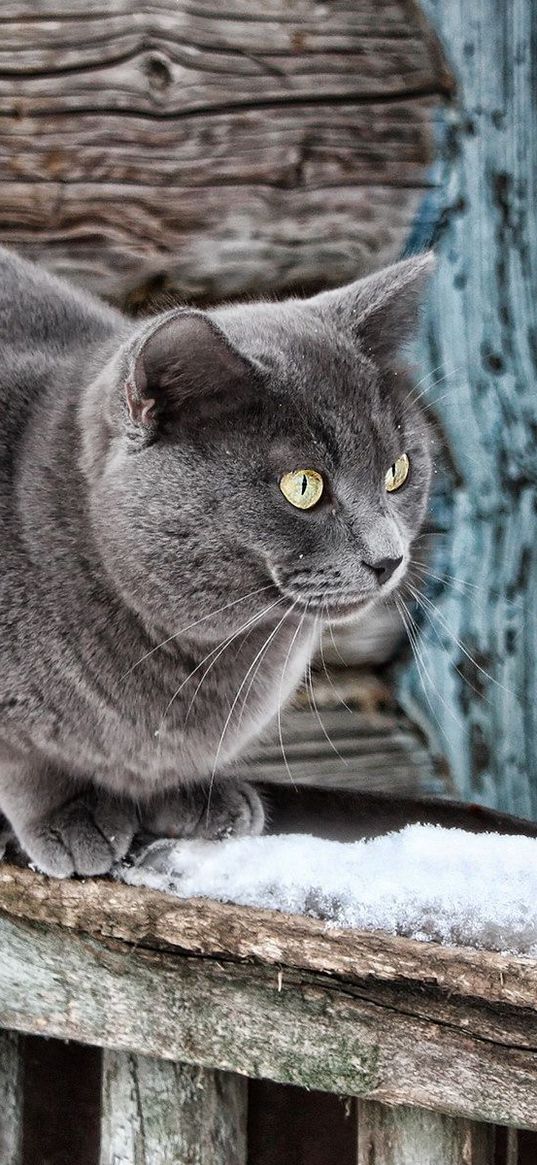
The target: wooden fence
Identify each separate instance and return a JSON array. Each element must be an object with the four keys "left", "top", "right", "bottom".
[{"left": 0, "top": 0, "right": 536, "bottom": 1161}]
